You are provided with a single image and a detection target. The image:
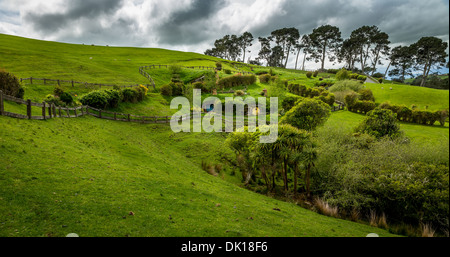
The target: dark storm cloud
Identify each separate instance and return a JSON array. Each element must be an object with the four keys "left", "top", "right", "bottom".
[
  {"left": 24, "top": 0, "right": 124, "bottom": 33},
  {"left": 155, "top": 0, "right": 226, "bottom": 45},
  {"left": 249, "top": 0, "right": 449, "bottom": 45}
]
